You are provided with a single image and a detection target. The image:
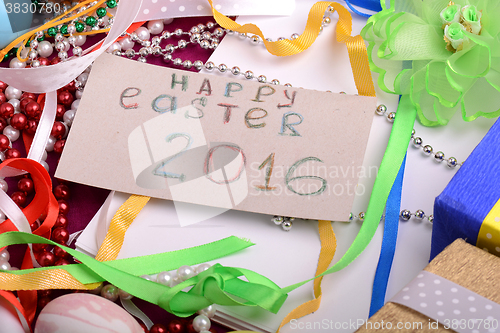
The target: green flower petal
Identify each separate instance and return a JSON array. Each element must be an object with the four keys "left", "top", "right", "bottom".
[
  {"left": 447, "top": 42, "right": 490, "bottom": 78},
  {"left": 461, "top": 77, "right": 500, "bottom": 121},
  {"left": 426, "top": 61, "right": 462, "bottom": 107}
]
